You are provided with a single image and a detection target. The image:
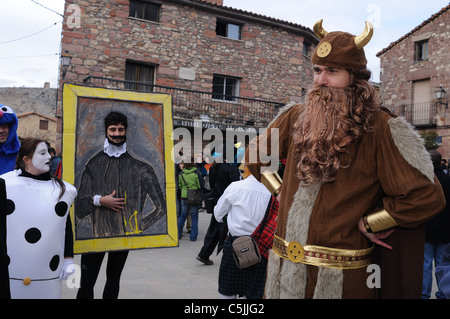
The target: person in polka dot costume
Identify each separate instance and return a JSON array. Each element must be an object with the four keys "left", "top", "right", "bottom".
[{"left": 0, "top": 138, "right": 77, "bottom": 299}]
